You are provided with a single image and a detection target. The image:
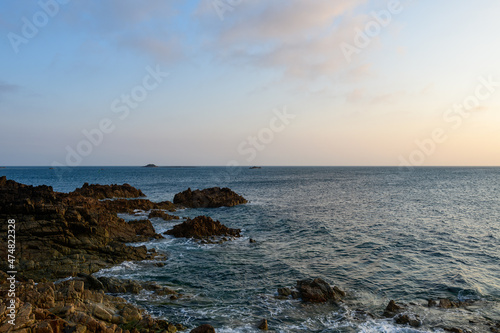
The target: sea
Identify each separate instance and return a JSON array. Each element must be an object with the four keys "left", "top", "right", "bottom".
[{"left": 1, "top": 166, "right": 499, "bottom": 332}]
